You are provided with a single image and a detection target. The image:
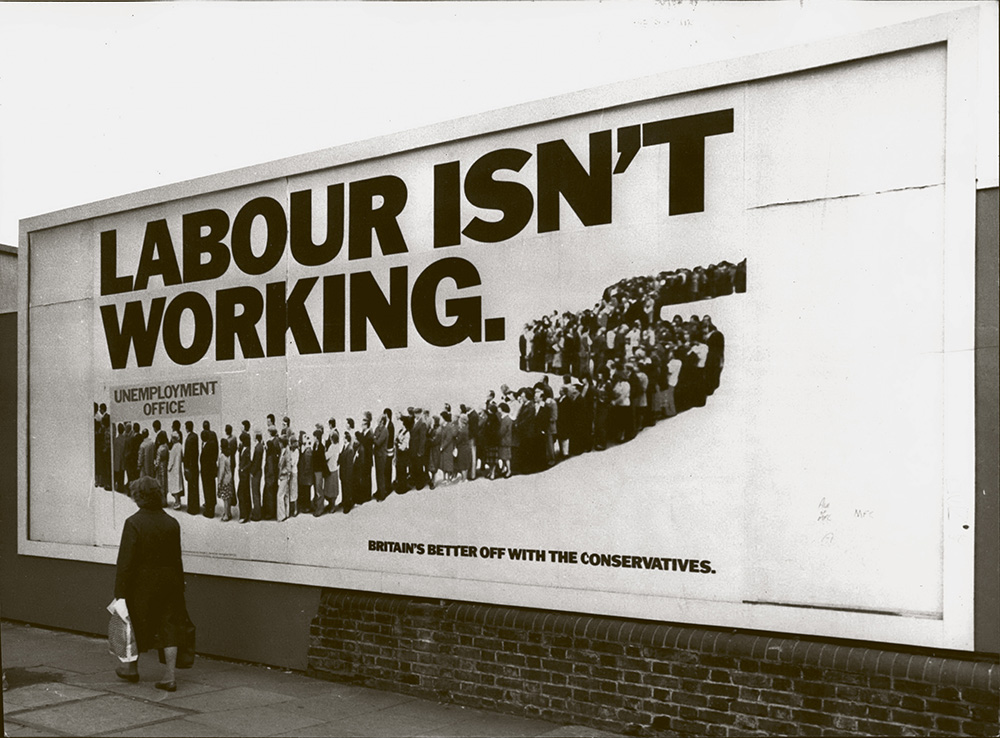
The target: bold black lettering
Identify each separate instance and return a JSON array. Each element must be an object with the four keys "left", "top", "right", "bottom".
[
  {"left": 642, "top": 109, "right": 734, "bottom": 216},
  {"left": 614, "top": 125, "right": 641, "bottom": 174},
  {"left": 348, "top": 176, "right": 409, "bottom": 260},
  {"left": 433, "top": 161, "right": 461, "bottom": 248},
  {"left": 265, "top": 281, "right": 286, "bottom": 358},
  {"left": 290, "top": 184, "right": 345, "bottom": 267},
  {"left": 412, "top": 257, "right": 482, "bottom": 347},
  {"left": 162, "top": 292, "right": 213, "bottom": 365},
  {"left": 323, "top": 274, "right": 346, "bottom": 353},
  {"left": 216, "top": 286, "right": 265, "bottom": 361},
  {"left": 287, "top": 277, "right": 321, "bottom": 354},
  {"left": 462, "top": 149, "right": 533, "bottom": 244},
  {"left": 262, "top": 278, "right": 322, "bottom": 357},
  {"left": 231, "top": 197, "right": 287, "bottom": 276},
  {"left": 100, "top": 230, "right": 133, "bottom": 296},
  {"left": 134, "top": 219, "right": 182, "bottom": 292},
  {"left": 100, "top": 298, "right": 165, "bottom": 369},
  {"left": 349, "top": 267, "right": 408, "bottom": 351},
  {"left": 182, "top": 209, "right": 231, "bottom": 283},
  {"left": 537, "top": 130, "right": 612, "bottom": 233}
]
